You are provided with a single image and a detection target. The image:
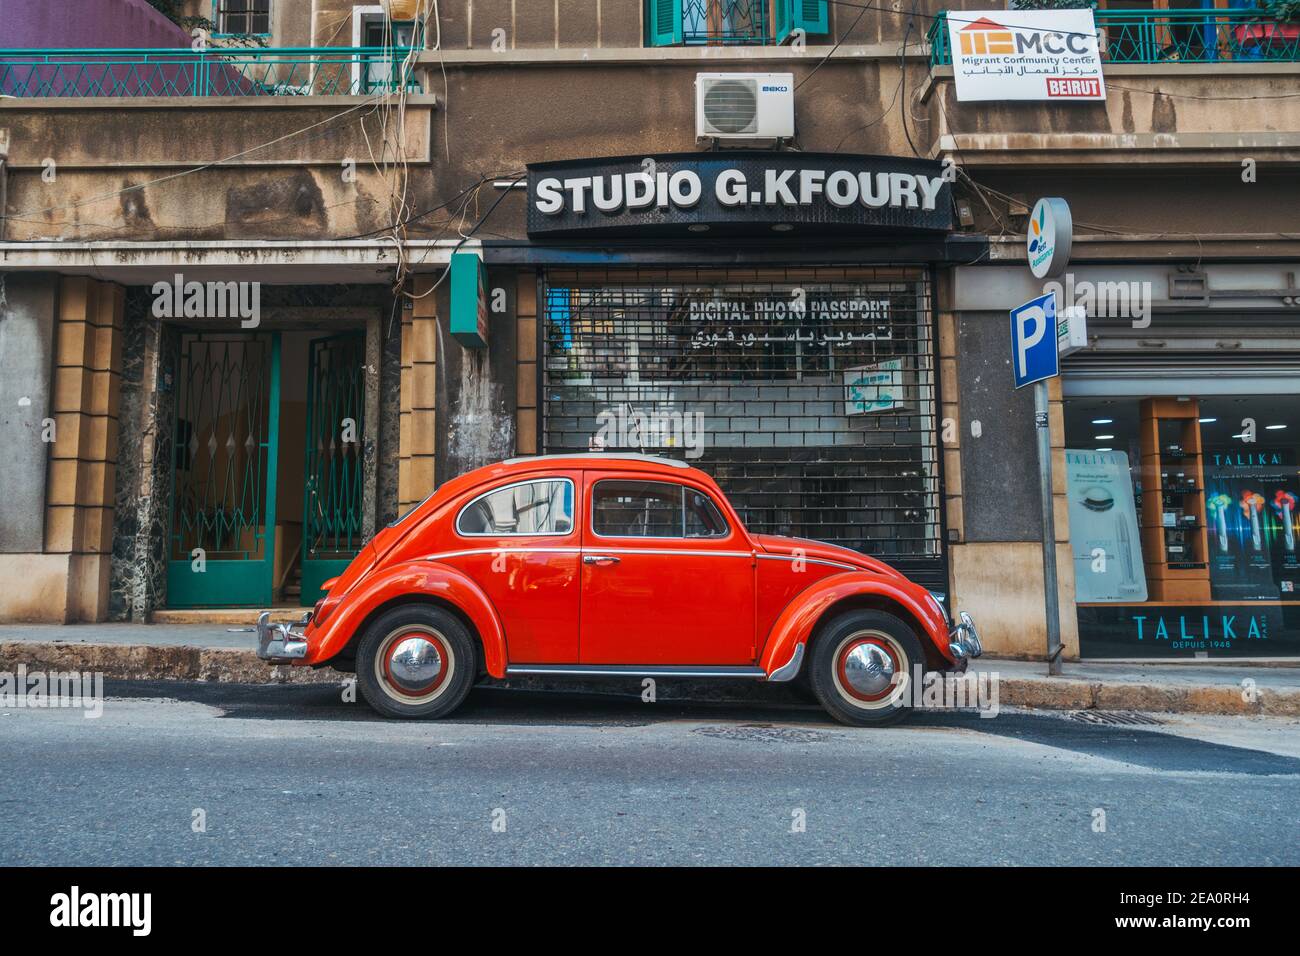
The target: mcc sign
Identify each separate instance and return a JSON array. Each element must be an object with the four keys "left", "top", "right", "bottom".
[{"left": 948, "top": 9, "right": 1106, "bottom": 102}]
